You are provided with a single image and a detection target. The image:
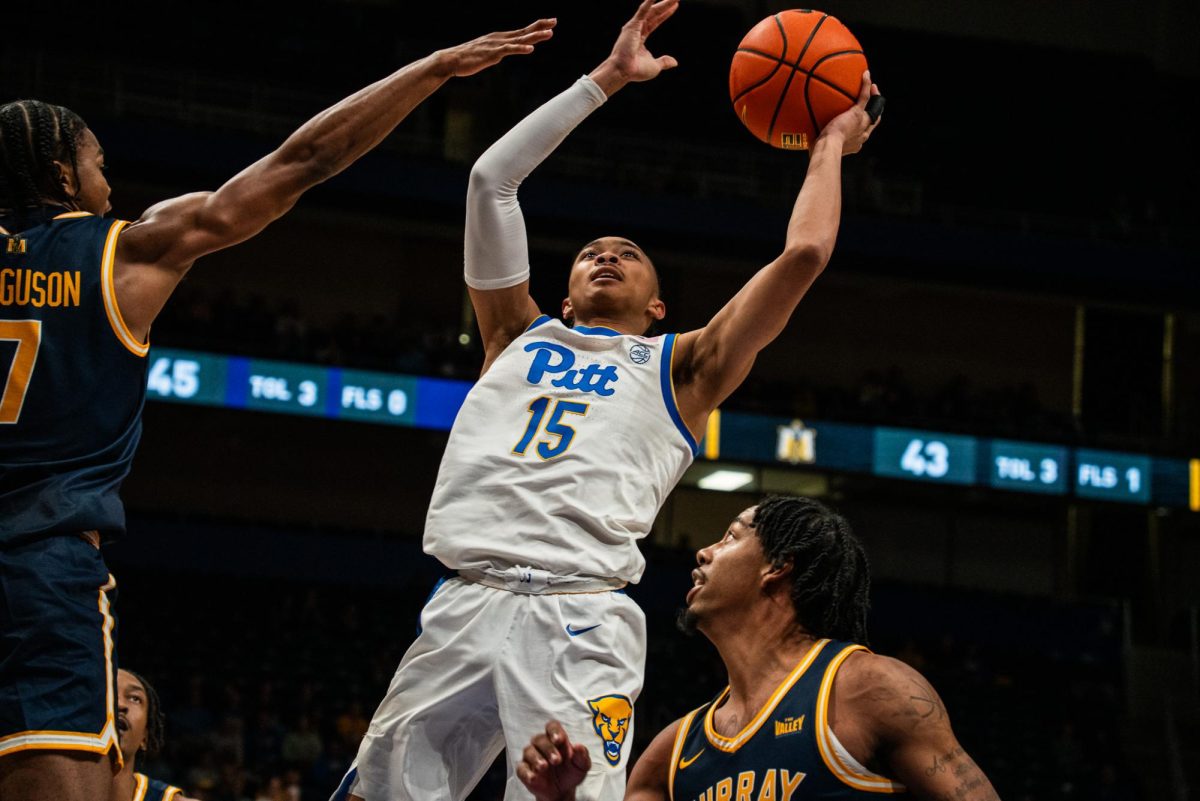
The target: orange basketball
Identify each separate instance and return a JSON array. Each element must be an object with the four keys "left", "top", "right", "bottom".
[{"left": 729, "top": 10, "right": 867, "bottom": 150}]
